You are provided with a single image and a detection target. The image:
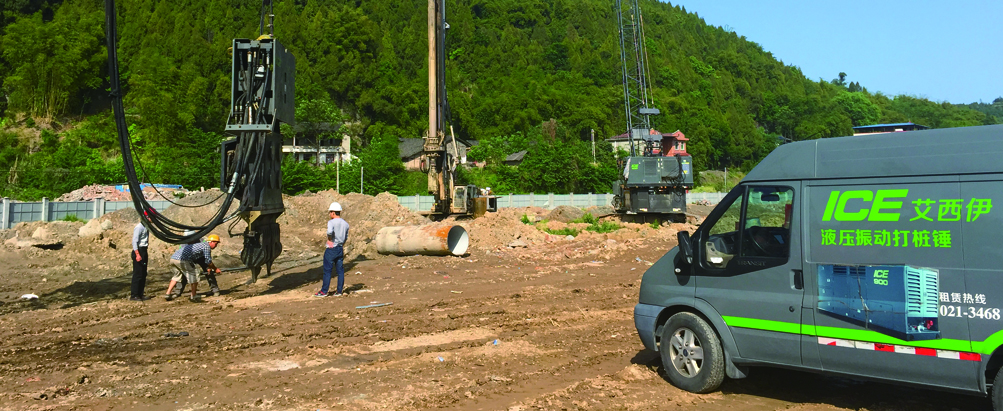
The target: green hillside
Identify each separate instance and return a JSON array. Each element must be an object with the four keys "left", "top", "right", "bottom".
[{"left": 0, "top": 0, "right": 995, "bottom": 199}]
